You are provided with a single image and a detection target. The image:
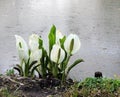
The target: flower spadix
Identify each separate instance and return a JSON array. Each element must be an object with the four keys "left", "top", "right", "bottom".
[
  {"left": 15, "top": 35, "right": 29, "bottom": 64},
  {"left": 50, "top": 44, "right": 65, "bottom": 64},
  {"left": 64, "top": 34, "right": 81, "bottom": 55}
]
